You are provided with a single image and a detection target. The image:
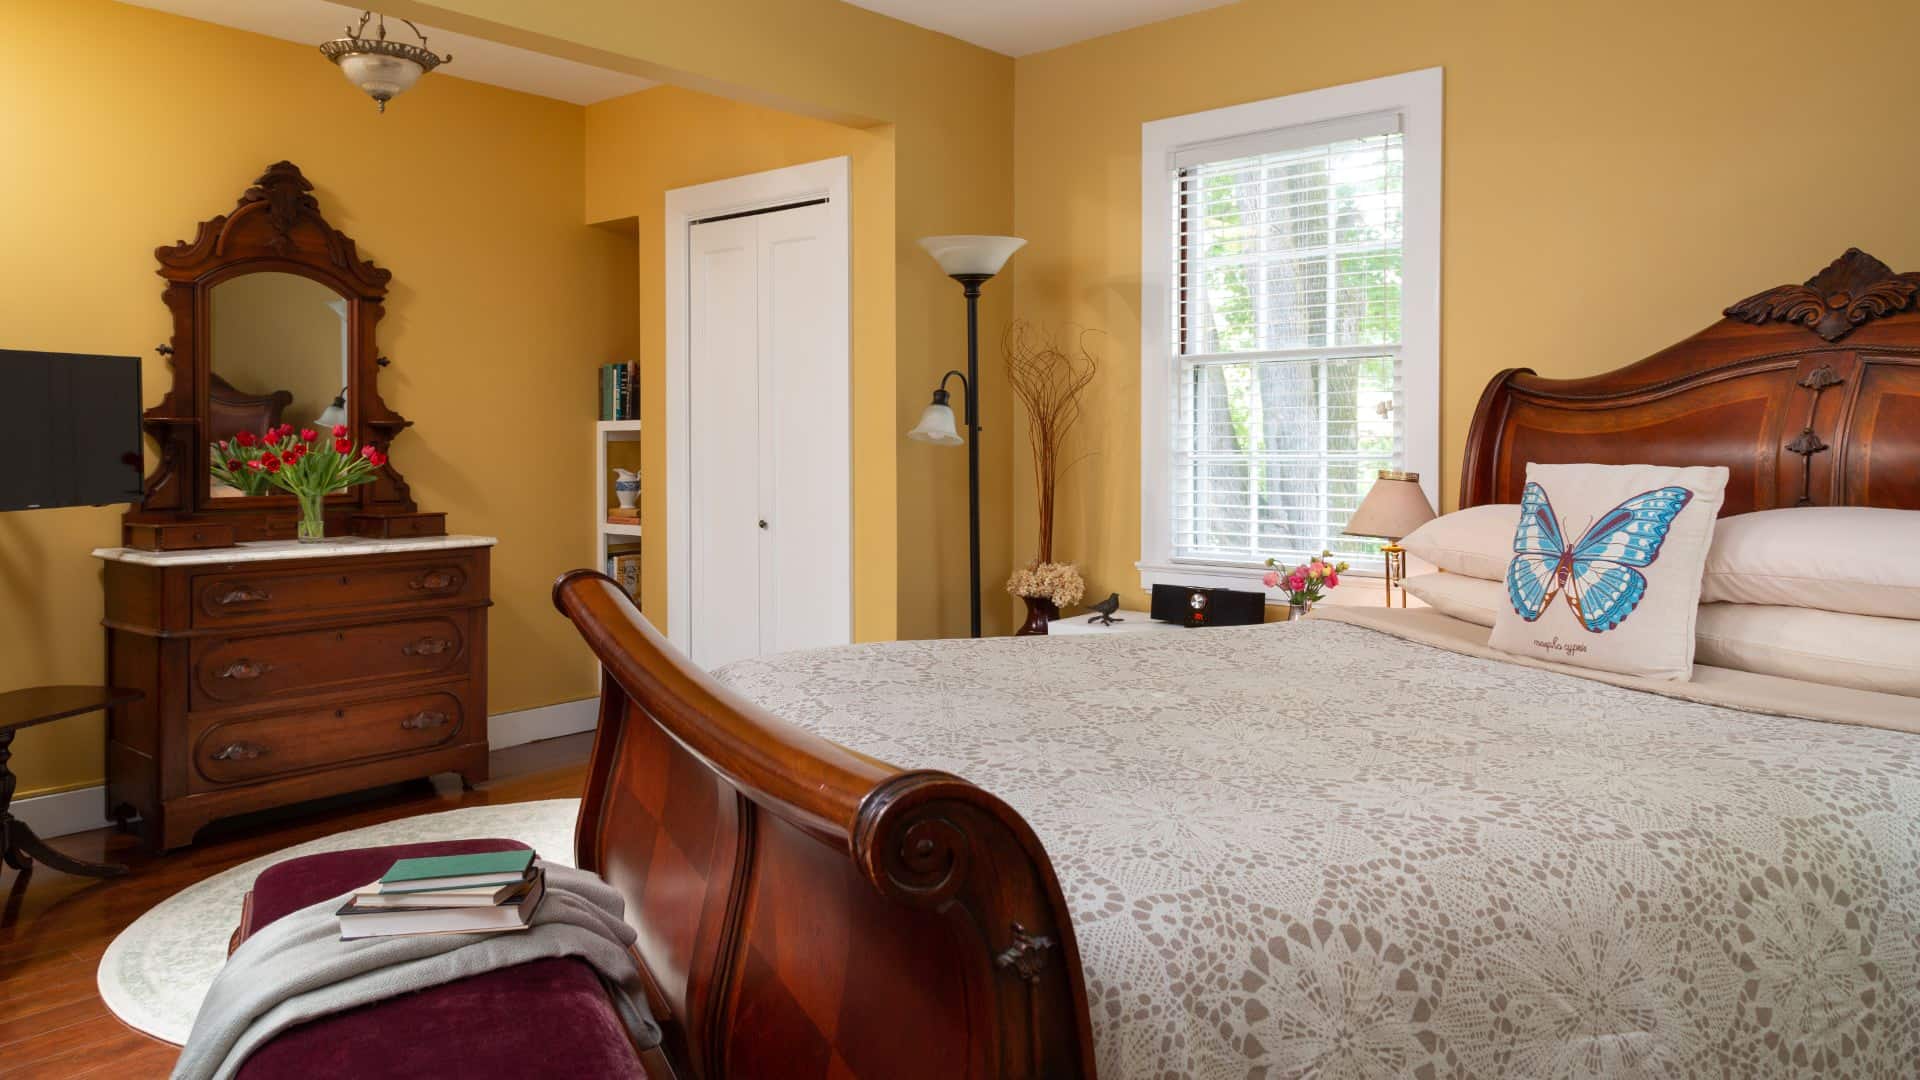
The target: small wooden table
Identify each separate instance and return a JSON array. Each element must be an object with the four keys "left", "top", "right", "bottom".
[{"left": 0, "top": 685, "right": 141, "bottom": 878}]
